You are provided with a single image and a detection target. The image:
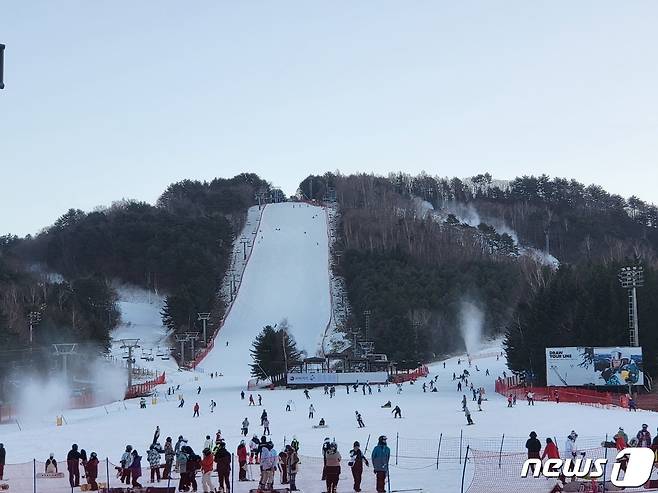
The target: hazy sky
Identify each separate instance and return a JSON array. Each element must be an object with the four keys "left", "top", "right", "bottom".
[{"left": 2, "top": 2, "right": 658, "bottom": 236}]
